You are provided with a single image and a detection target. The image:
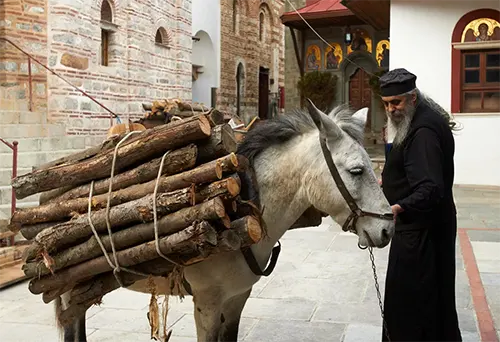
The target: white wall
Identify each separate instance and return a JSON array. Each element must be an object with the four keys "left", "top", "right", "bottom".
[
  {"left": 191, "top": 0, "right": 221, "bottom": 106},
  {"left": 390, "top": 0, "right": 500, "bottom": 187}
]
